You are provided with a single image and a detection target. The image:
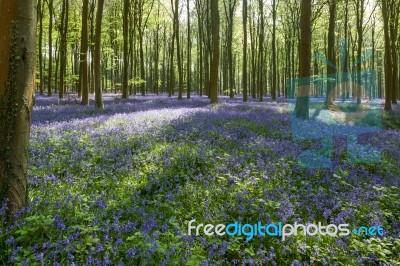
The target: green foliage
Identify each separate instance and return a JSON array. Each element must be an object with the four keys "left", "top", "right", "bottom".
[{"left": 128, "top": 78, "right": 146, "bottom": 86}]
